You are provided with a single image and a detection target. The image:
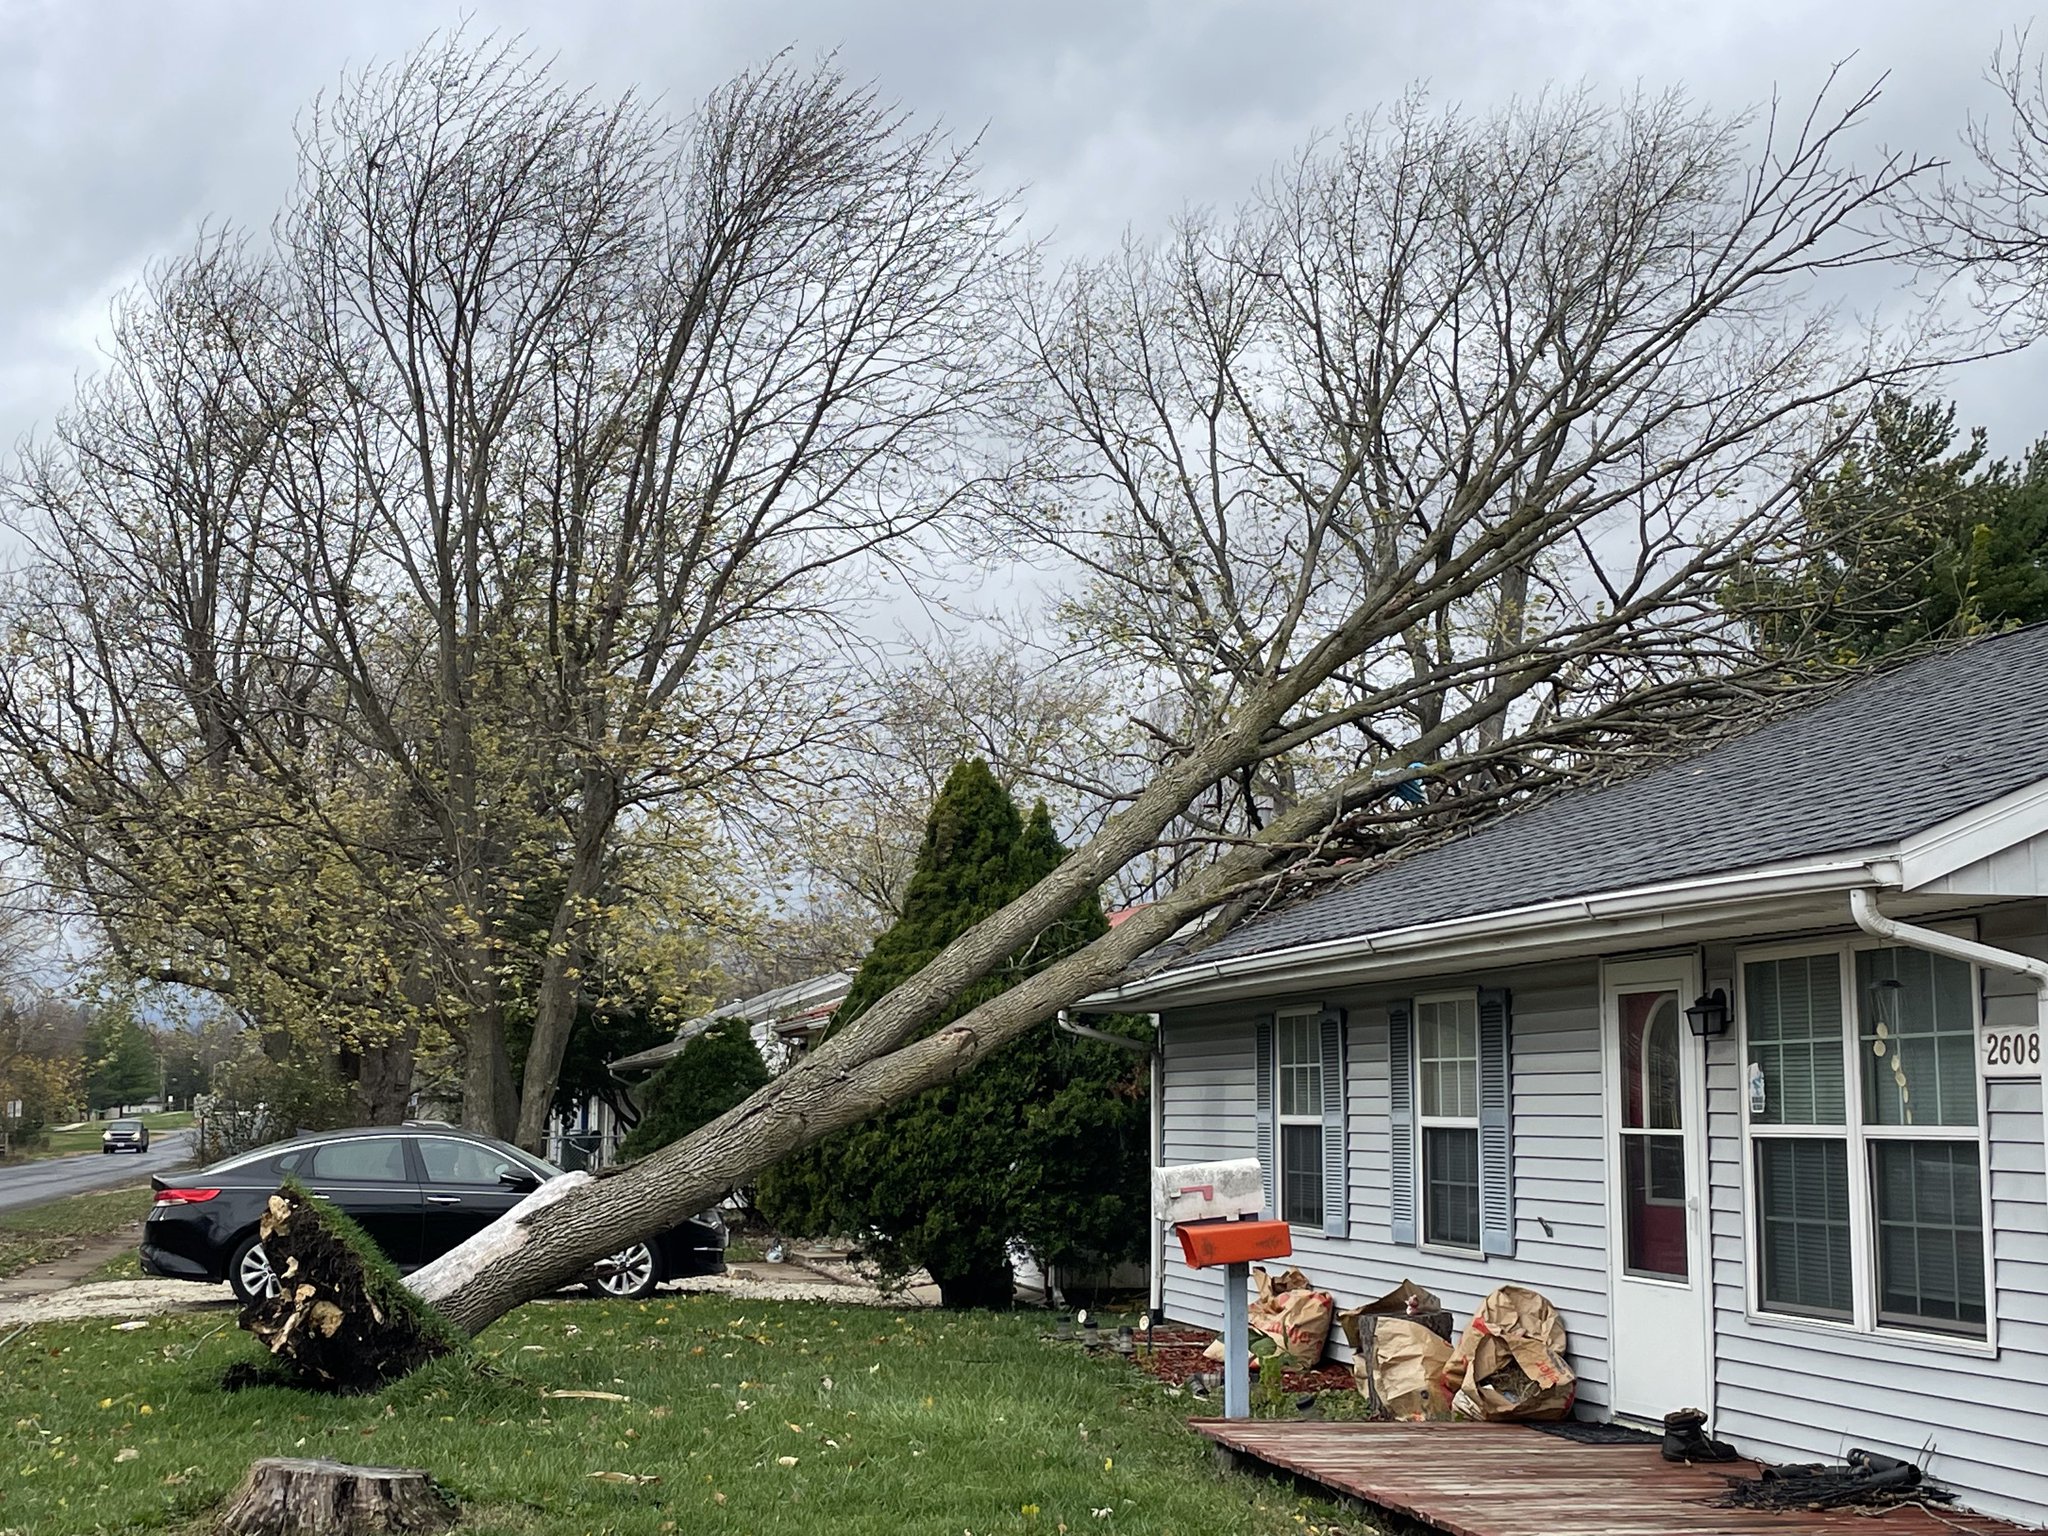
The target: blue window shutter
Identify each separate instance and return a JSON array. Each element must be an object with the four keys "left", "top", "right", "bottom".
[
  {"left": 1318, "top": 1007, "right": 1348, "bottom": 1238},
  {"left": 1386, "top": 999, "right": 1416, "bottom": 1246},
  {"left": 1254, "top": 1015, "right": 1276, "bottom": 1217},
  {"left": 1477, "top": 986, "right": 1515, "bottom": 1258}
]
